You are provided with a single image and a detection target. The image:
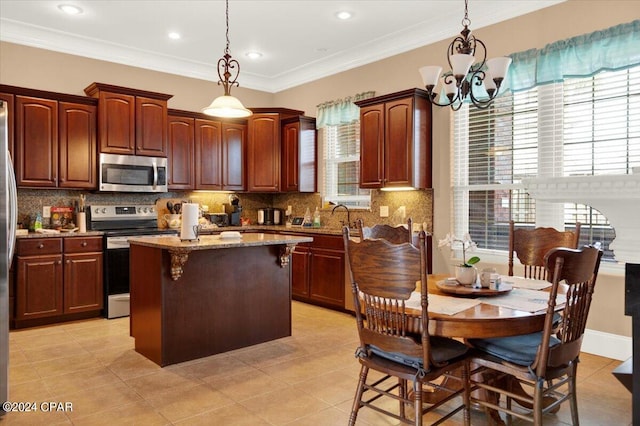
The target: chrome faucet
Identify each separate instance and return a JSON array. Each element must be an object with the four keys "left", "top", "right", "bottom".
[{"left": 331, "top": 204, "right": 352, "bottom": 228}]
